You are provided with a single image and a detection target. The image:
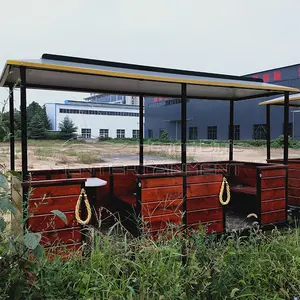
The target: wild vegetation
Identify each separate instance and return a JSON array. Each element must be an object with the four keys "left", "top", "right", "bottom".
[{"left": 1, "top": 170, "right": 300, "bottom": 299}]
